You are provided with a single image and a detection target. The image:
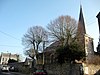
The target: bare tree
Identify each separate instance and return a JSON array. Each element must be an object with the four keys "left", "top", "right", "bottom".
[
  {"left": 22, "top": 26, "right": 48, "bottom": 59},
  {"left": 47, "top": 15, "right": 77, "bottom": 46},
  {"left": 48, "top": 16, "right": 85, "bottom": 75}
]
